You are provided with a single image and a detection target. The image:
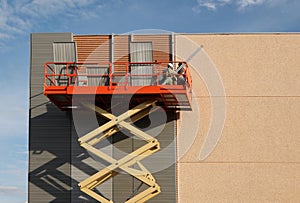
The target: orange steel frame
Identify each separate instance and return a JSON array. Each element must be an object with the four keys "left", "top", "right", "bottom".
[
  {"left": 44, "top": 61, "right": 192, "bottom": 91},
  {"left": 44, "top": 61, "right": 192, "bottom": 109}
]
